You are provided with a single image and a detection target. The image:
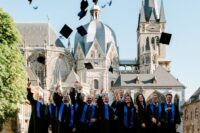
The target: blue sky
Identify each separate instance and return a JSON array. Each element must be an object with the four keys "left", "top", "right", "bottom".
[{"left": 0, "top": 0, "right": 200, "bottom": 100}]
